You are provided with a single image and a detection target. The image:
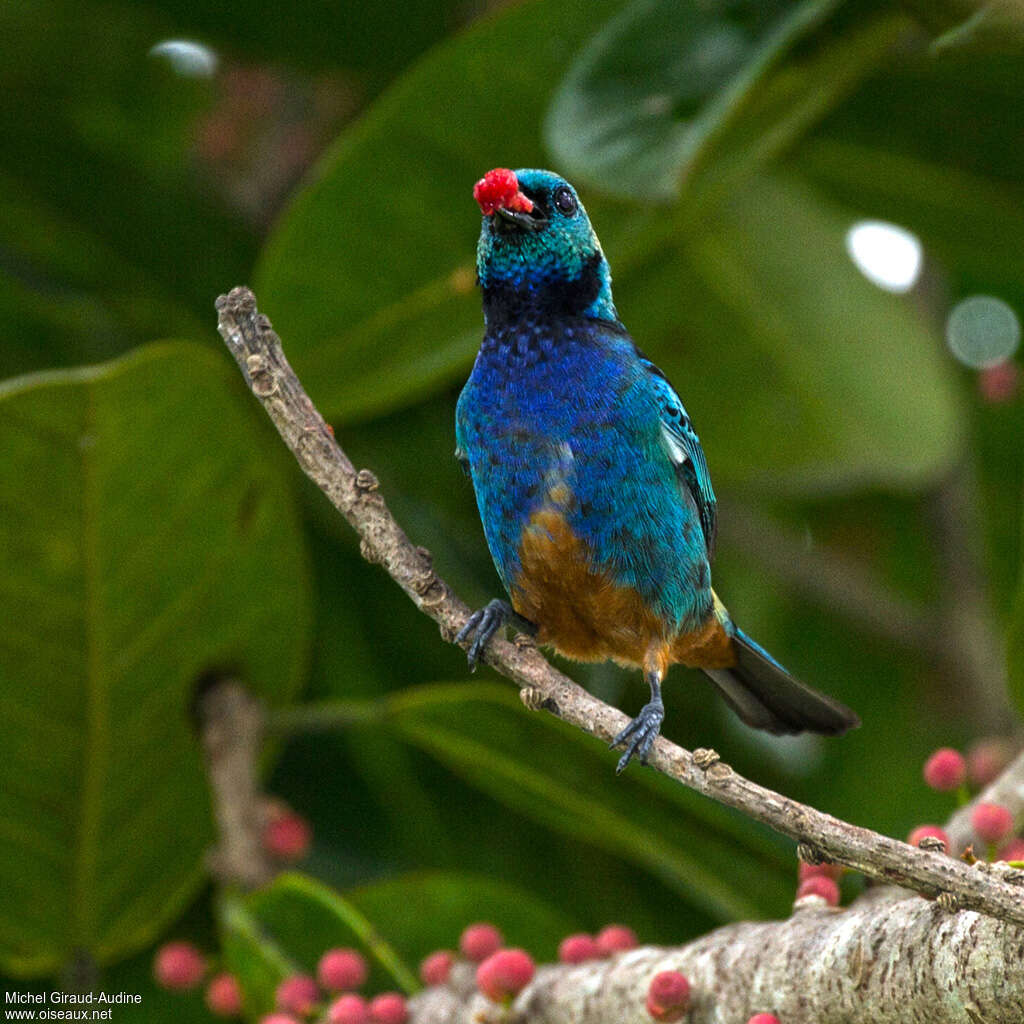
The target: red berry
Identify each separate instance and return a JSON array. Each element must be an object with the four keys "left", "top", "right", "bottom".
[
  {"left": 967, "top": 738, "right": 1014, "bottom": 787},
  {"left": 419, "top": 950, "right": 454, "bottom": 986},
  {"left": 476, "top": 949, "right": 535, "bottom": 1002},
  {"left": 907, "top": 825, "right": 950, "bottom": 853},
  {"left": 368, "top": 992, "right": 408, "bottom": 1024},
  {"left": 978, "top": 361, "right": 1019, "bottom": 403},
  {"left": 998, "top": 838, "right": 1024, "bottom": 862},
  {"left": 558, "top": 933, "right": 602, "bottom": 964},
  {"left": 206, "top": 973, "right": 243, "bottom": 1017},
  {"left": 645, "top": 970, "right": 691, "bottom": 1022},
  {"left": 318, "top": 948, "right": 368, "bottom": 992},
  {"left": 506, "top": 190, "right": 534, "bottom": 213},
  {"left": 472, "top": 168, "right": 533, "bottom": 216},
  {"left": 263, "top": 811, "right": 312, "bottom": 862},
  {"left": 747, "top": 1015, "right": 782, "bottom": 1024},
  {"left": 329, "top": 994, "right": 368, "bottom": 1024},
  {"left": 595, "top": 924, "right": 638, "bottom": 954},
  {"left": 275, "top": 975, "right": 319, "bottom": 1015},
  {"left": 153, "top": 941, "right": 206, "bottom": 991},
  {"left": 971, "top": 802, "right": 1014, "bottom": 844},
  {"left": 797, "top": 861, "right": 842, "bottom": 883},
  {"left": 795, "top": 875, "right": 840, "bottom": 906},
  {"left": 459, "top": 922, "right": 503, "bottom": 962},
  {"left": 923, "top": 748, "right": 966, "bottom": 791}
]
